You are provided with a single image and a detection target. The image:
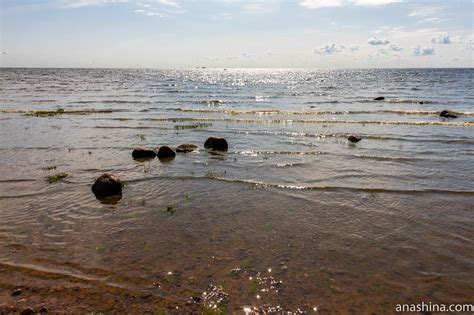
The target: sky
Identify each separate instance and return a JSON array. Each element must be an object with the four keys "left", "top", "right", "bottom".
[{"left": 0, "top": 0, "right": 472, "bottom": 68}]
